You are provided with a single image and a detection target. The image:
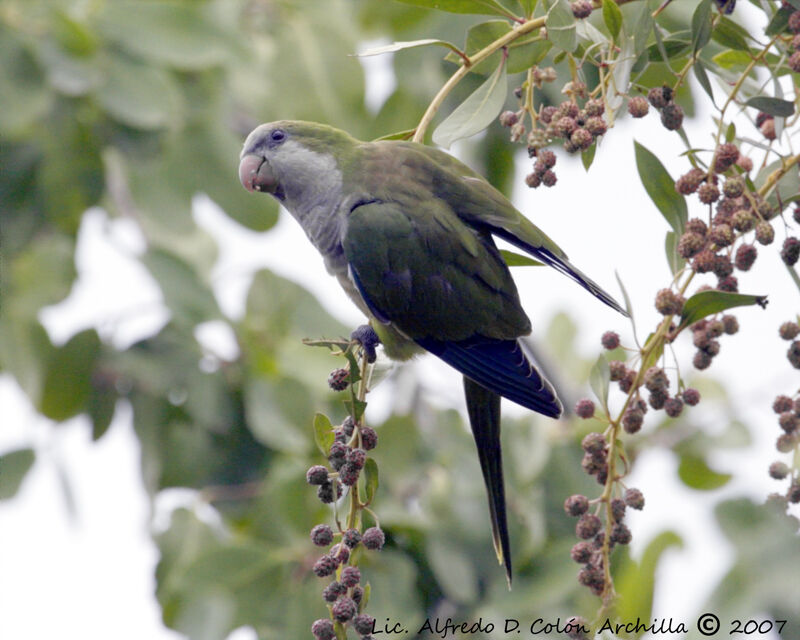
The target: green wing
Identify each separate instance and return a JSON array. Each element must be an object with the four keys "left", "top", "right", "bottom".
[
  {"left": 362, "top": 141, "right": 626, "bottom": 316},
  {"left": 342, "top": 198, "right": 530, "bottom": 343}
]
